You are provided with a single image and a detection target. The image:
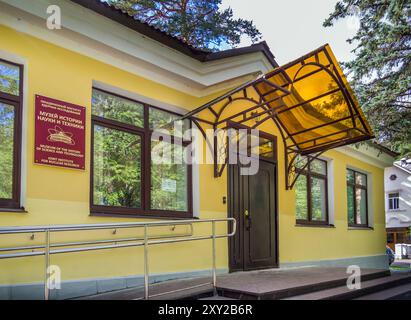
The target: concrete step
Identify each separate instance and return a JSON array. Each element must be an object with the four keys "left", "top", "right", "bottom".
[
  {"left": 216, "top": 268, "right": 390, "bottom": 300},
  {"left": 355, "top": 282, "right": 411, "bottom": 300},
  {"left": 199, "top": 295, "right": 236, "bottom": 300},
  {"left": 283, "top": 273, "right": 411, "bottom": 300},
  {"left": 77, "top": 277, "right": 214, "bottom": 300}
]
